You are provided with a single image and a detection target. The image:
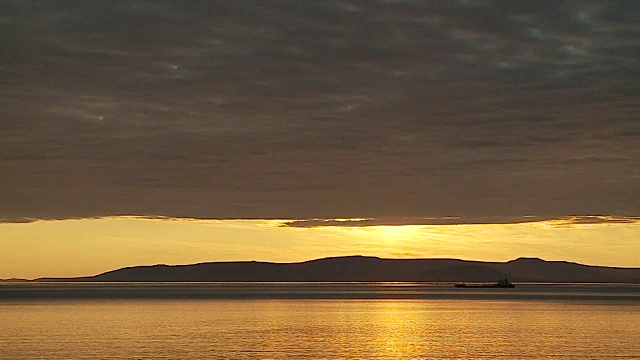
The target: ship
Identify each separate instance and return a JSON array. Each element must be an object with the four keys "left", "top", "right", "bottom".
[{"left": 454, "top": 278, "right": 515, "bottom": 288}]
